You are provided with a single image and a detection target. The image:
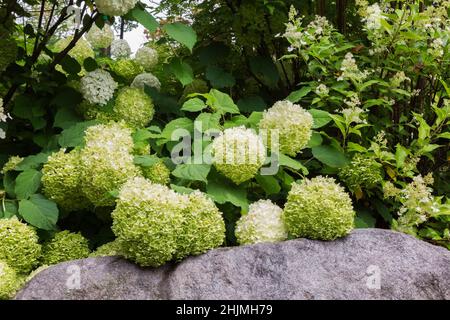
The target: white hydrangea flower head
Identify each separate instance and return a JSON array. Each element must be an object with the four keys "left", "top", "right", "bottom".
[
  {"left": 131, "top": 73, "right": 161, "bottom": 91},
  {"left": 212, "top": 126, "right": 266, "bottom": 185},
  {"left": 111, "top": 39, "right": 131, "bottom": 59},
  {"left": 80, "top": 69, "right": 118, "bottom": 106},
  {"left": 235, "top": 199, "right": 287, "bottom": 245},
  {"left": 80, "top": 122, "right": 140, "bottom": 207},
  {"left": 94, "top": 0, "right": 138, "bottom": 16},
  {"left": 337, "top": 52, "right": 369, "bottom": 82},
  {"left": 259, "top": 100, "right": 313, "bottom": 156},
  {"left": 135, "top": 46, "right": 159, "bottom": 71},
  {"left": 85, "top": 23, "right": 115, "bottom": 49}
]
